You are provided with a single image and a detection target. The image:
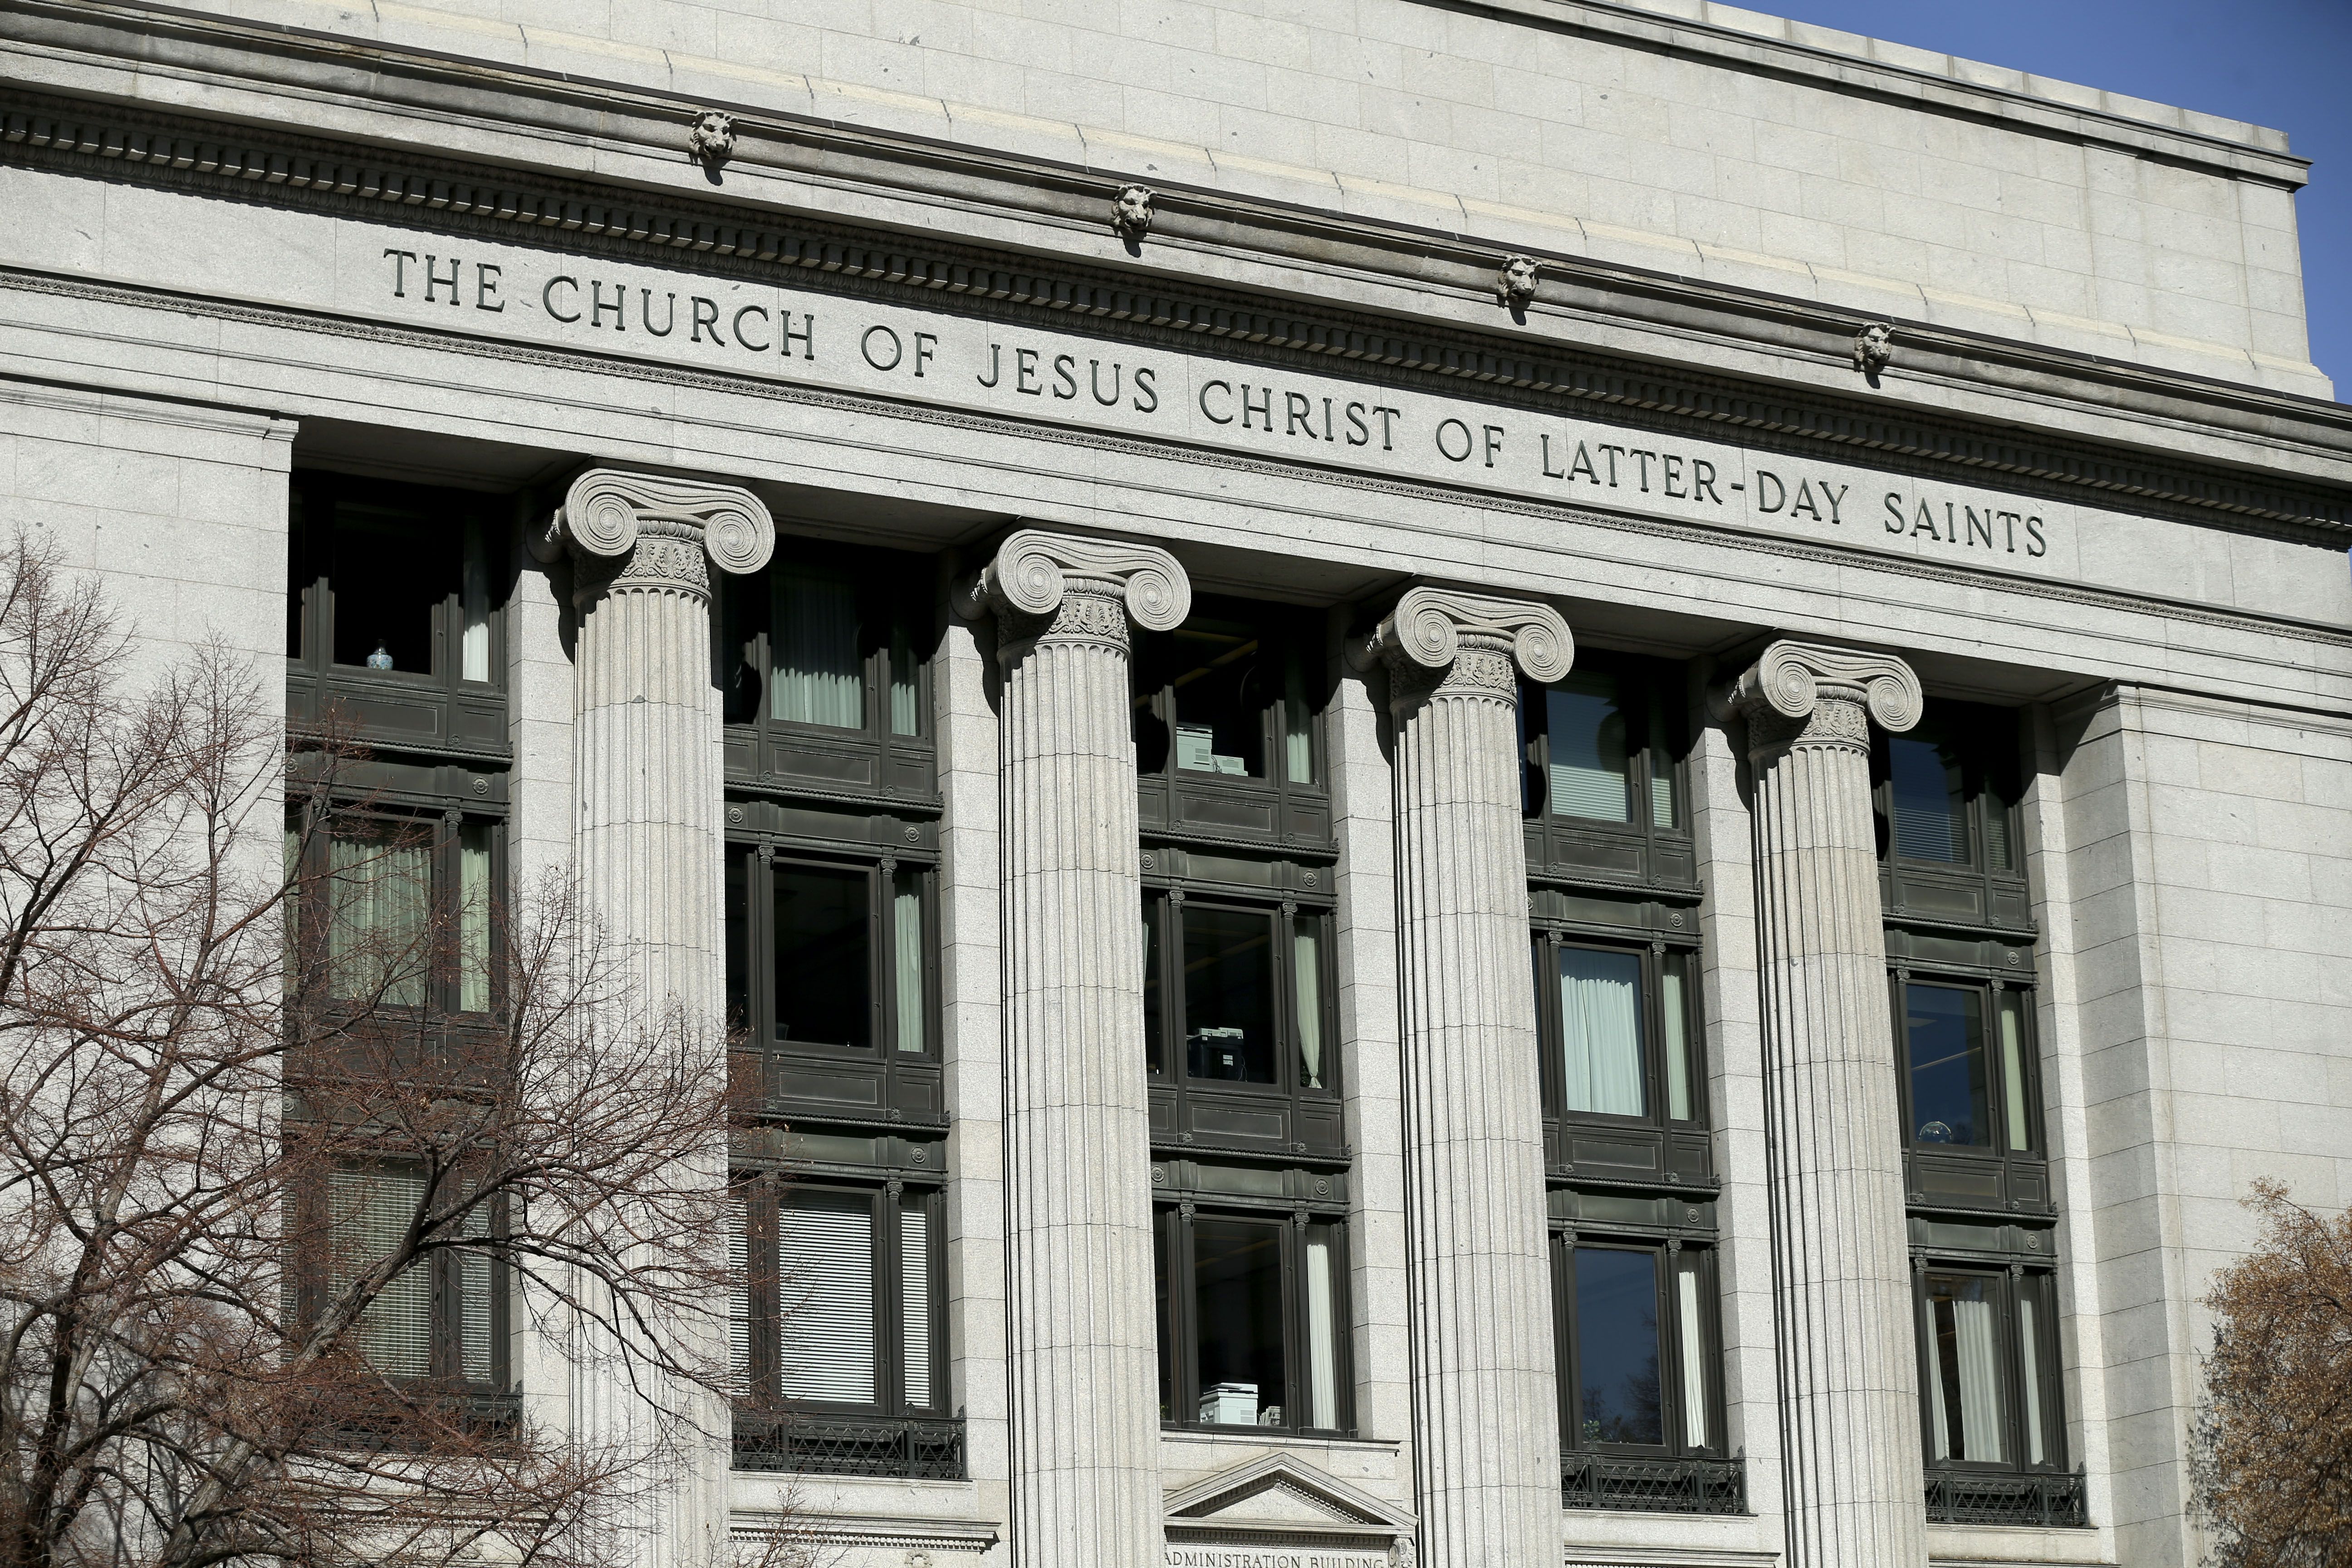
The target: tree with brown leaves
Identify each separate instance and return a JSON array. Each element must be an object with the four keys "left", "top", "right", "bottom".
[
  {"left": 0, "top": 534, "right": 775, "bottom": 1568},
  {"left": 2193, "top": 1179, "right": 2352, "bottom": 1568}
]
